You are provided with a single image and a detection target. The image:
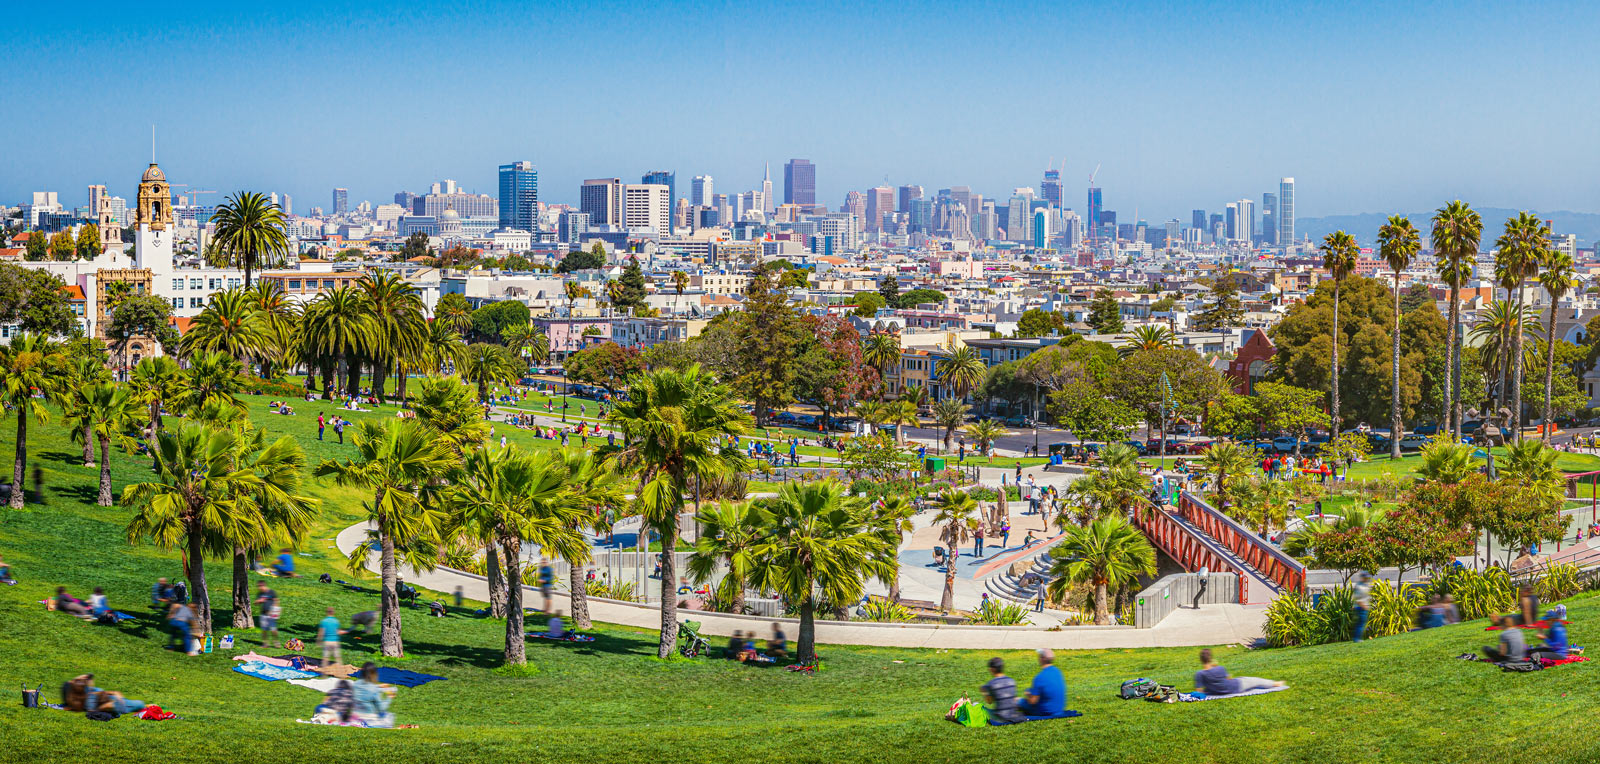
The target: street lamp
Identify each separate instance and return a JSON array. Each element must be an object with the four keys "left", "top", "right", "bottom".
[{"left": 561, "top": 327, "right": 570, "bottom": 424}]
